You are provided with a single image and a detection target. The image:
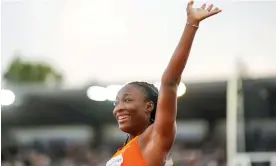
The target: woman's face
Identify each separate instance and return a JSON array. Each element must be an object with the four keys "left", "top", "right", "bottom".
[{"left": 113, "top": 84, "right": 152, "bottom": 135}]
